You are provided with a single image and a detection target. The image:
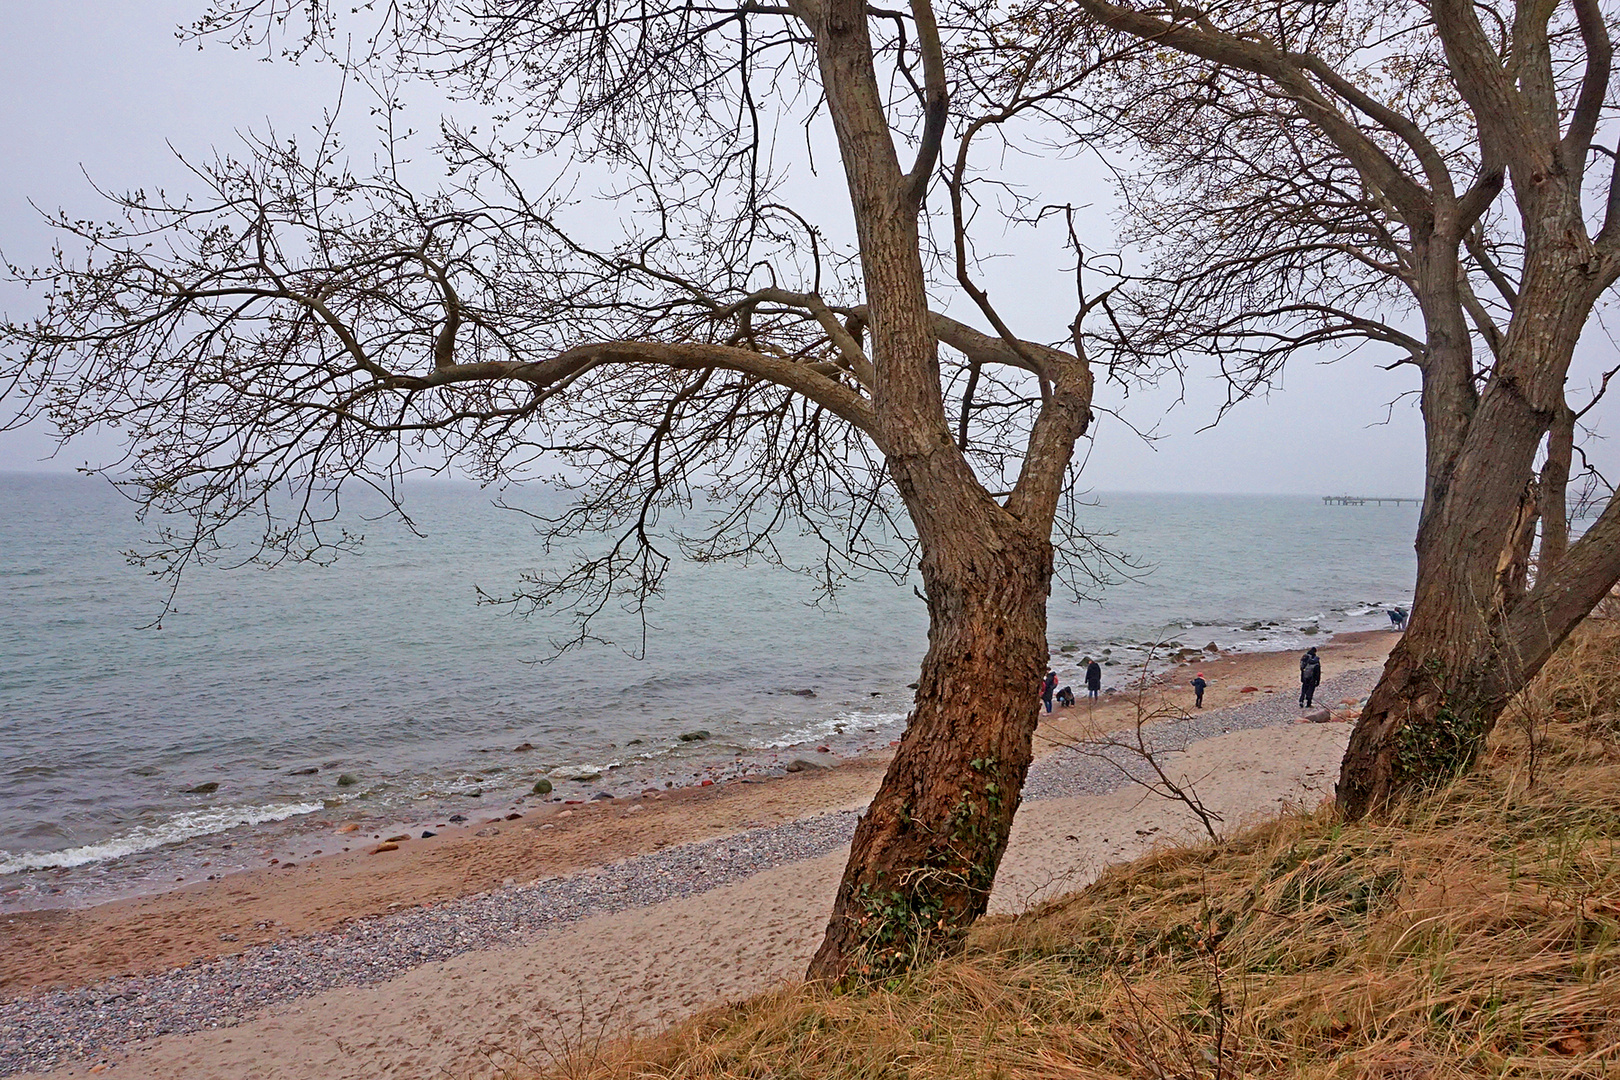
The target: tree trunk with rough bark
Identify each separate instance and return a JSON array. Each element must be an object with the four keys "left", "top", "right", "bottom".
[
  {"left": 806, "top": 511, "right": 1052, "bottom": 981},
  {"left": 1337, "top": 231, "right": 1620, "bottom": 818}
]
